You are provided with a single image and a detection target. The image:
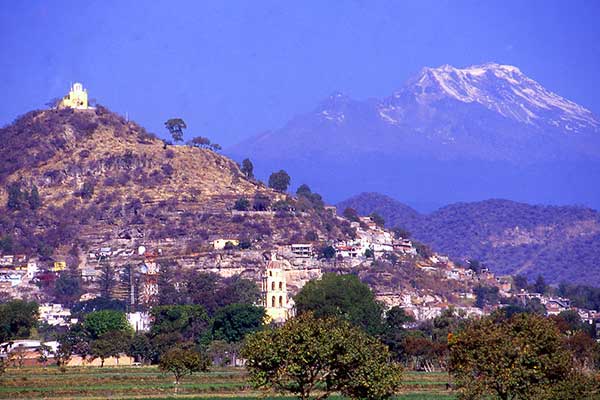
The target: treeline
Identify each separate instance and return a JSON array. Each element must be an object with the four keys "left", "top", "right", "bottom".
[
  {"left": 1, "top": 273, "right": 265, "bottom": 371},
  {"left": 2, "top": 272, "right": 600, "bottom": 398}
]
